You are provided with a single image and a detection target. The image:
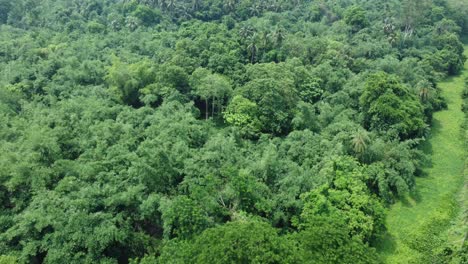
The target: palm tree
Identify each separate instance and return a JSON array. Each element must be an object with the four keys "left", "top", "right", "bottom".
[
  {"left": 266, "top": 0, "right": 281, "bottom": 12},
  {"left": 383, "top": 18, "right": 398, "bottom": 46},
  {"left": 271, "top": 26, "right": 286, "bottom": 47},
  {"left": 352, "top": 129, "right": 370, "bottom": 155},
  {"left": 156, "top": 0, "right": 166, "bottom": 10},
  {"left": 140, "top": 0, "right": 158, "bottom": 8},
  {"left": 224, "top": 0, "right": 238, "bottom": 13},
  {"left": 239, "top": 25, "right": 255, "bottom": 40},
  {"left": 416, "top": 80, "right": 433, "bottom": 102},
  {"left": 259, "top": 30, "right": 270, "bottom": 50},
  {"left": 291, "top": 0, "right": 302, "bottom": 9},
  {"left": 383, "top": 18, "right": 395, "bottom": 35},
  {"left": 249, "top": 3, "right": 262, "bottom": 17},
  {"left": 125, "top": 16, "right": 140, "bottom": 31},
  {"left": 247, "top": 34, "right": 258, "bottom": 64},
  {"left": 179, "top": 5, "right": 193, "bottom": 20},
  {"left": 191, "top": 0, "right": 201, "bottom": 11},
  {"left": 165, "top": 0, "right": 176, "bottom": 12},
  {"left": 387, "top": 33, "right": 398, "bottom": 46}
]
